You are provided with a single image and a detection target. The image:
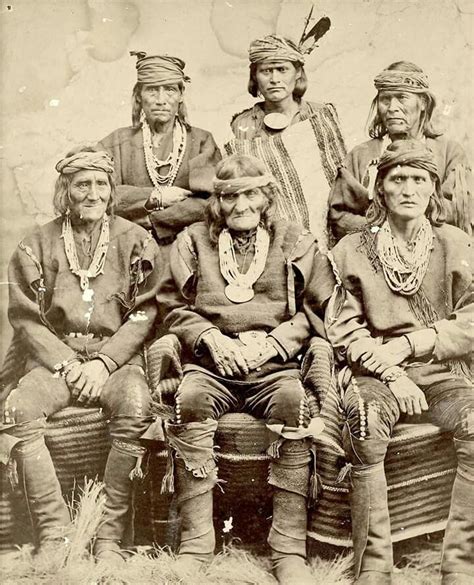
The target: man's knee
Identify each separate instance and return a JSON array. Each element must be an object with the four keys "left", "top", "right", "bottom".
[
  {"left": 101, "top": 365, "right": 151, "bottom": 418},
  {"left": 267, "top": 378, "right": 307, "bottom": 427},
  {"left": 454, "top": 406, "right": 474, "bottom": 442},
  {"left": 344, "top": 376, "right": 399, "bottom": 441},
  {"left": 175, "top": 383, "right": 216, "bottom": 423},
  {"left": 4, "top": 368, "right": 69, "bottom": 425}
]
